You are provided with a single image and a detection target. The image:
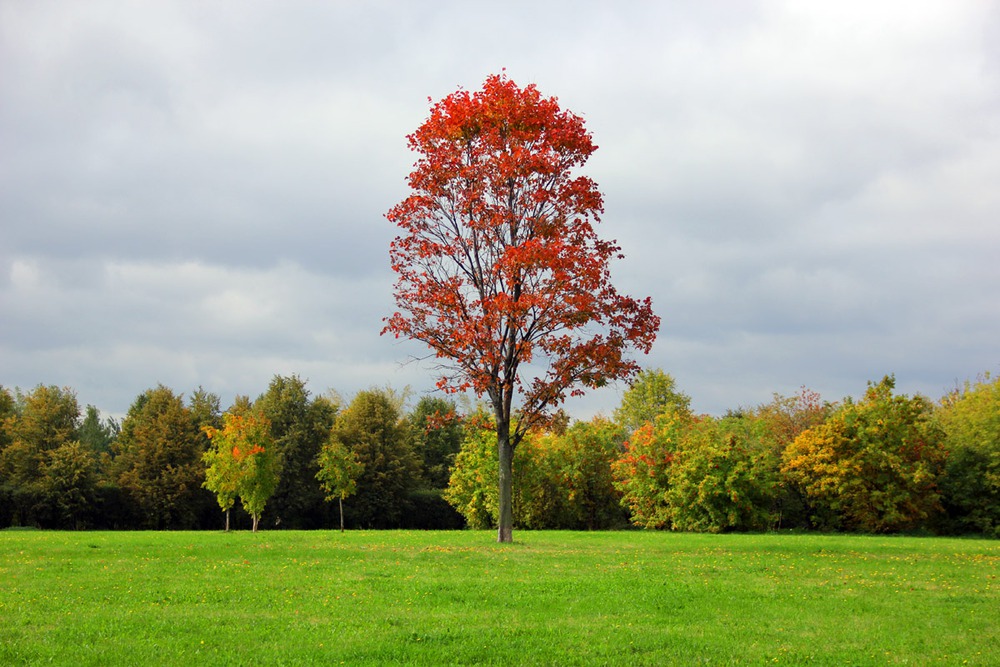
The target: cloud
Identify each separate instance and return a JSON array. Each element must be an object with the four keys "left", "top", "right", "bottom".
[{"left": 1, "top": 1, "right": 997, "bottom": 418}]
